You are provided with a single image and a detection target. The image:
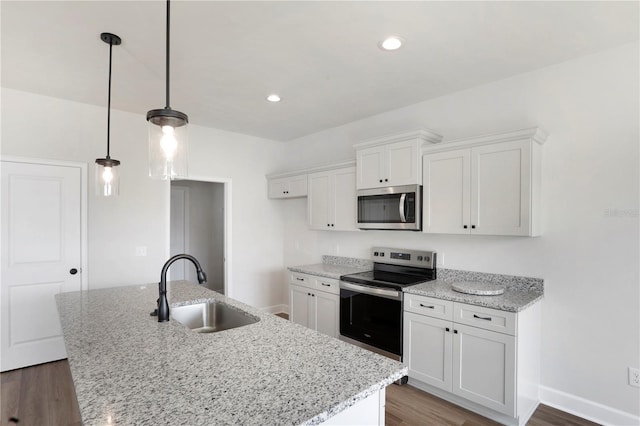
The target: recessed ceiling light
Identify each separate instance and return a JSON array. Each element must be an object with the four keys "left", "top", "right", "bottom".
[
  {"left": 267, "top": 94, "right": 281, "bottom": 103},
  {"left": 379, "top": 36, "right": 404, "bottom": 51}
]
